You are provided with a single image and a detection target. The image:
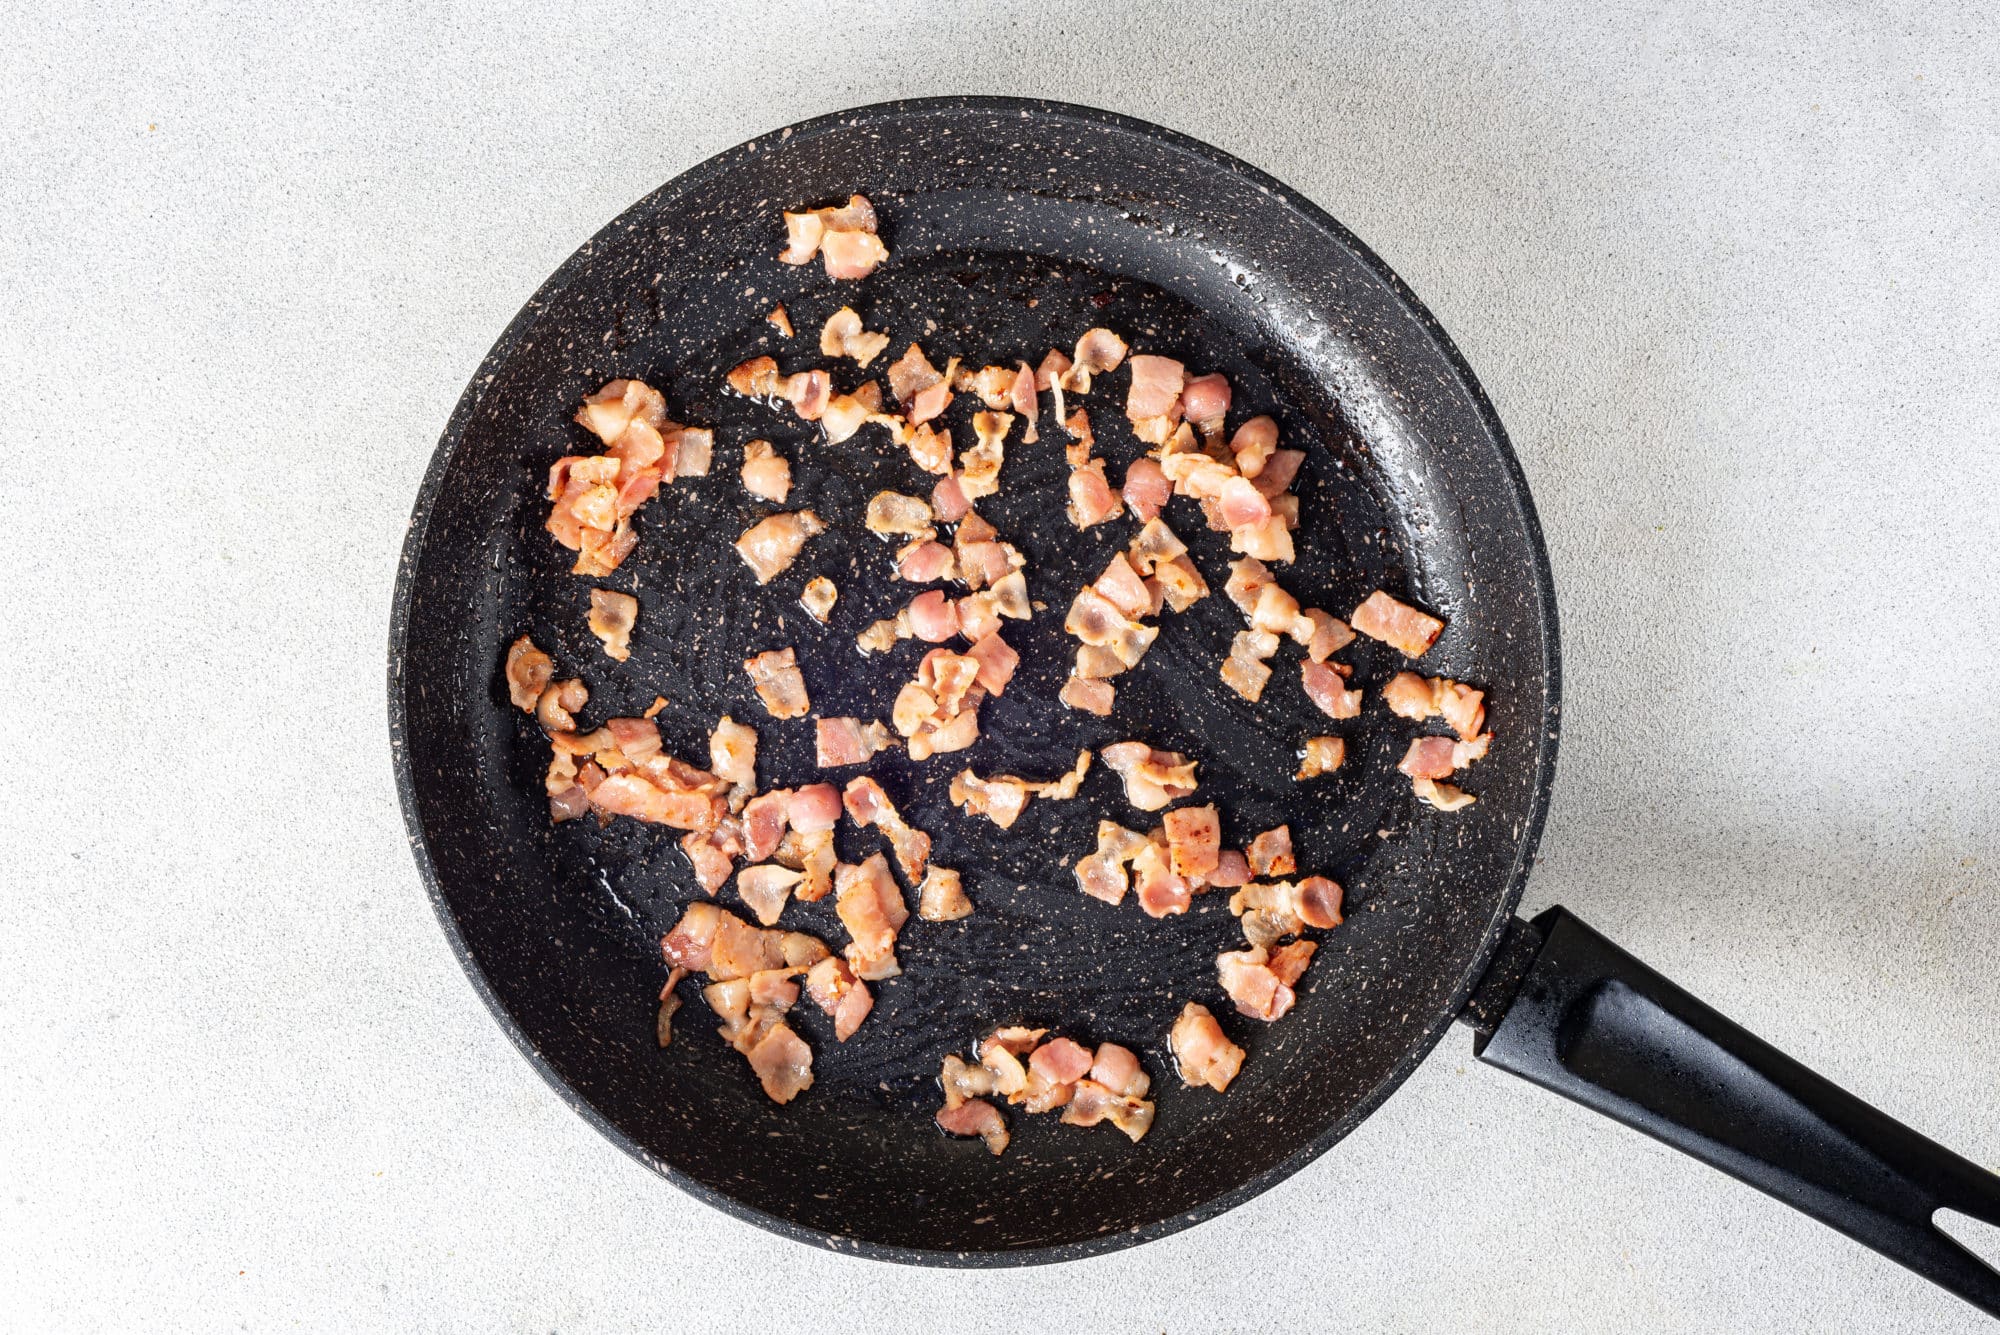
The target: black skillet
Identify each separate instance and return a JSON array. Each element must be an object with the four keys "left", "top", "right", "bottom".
[{"left": 388, "top": 97, "right": 2000, "bottom": 1313}]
